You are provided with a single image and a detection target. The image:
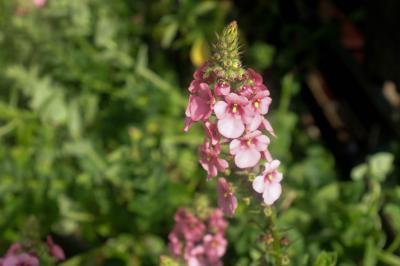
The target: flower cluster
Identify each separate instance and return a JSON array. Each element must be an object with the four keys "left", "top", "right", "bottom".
[
  {"left": 33, "top": 0, "right": 46, "bottom": 7},
  {"left": 0, "top": 236, "right": 65, "bottom": 266},
  {"left": 183, "top": 22, "right": 283, "bottom": 211},
  {"left": 168, "top": 208, "right": 227, "bottom": 266}
]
